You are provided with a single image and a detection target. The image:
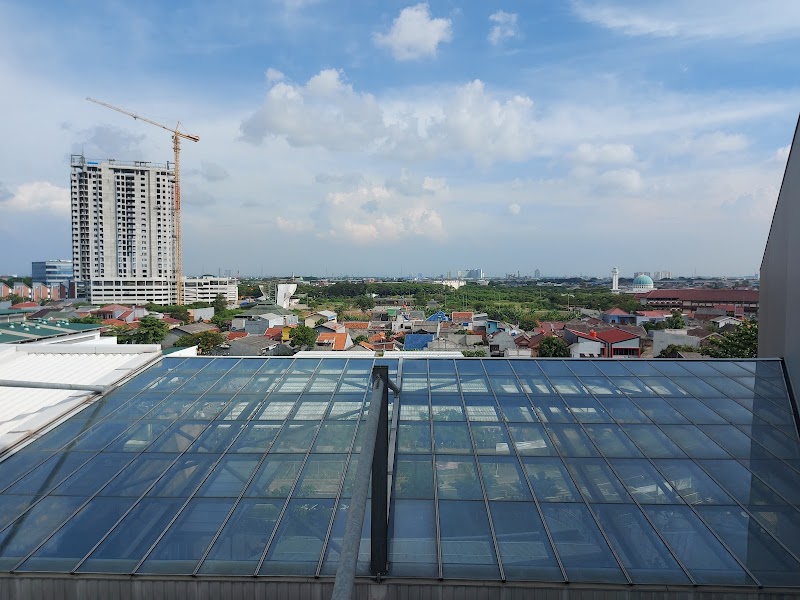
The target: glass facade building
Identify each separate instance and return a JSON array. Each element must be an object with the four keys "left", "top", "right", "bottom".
[{"left": 0, "top": 357, "right": 798, "bottom": 592}]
